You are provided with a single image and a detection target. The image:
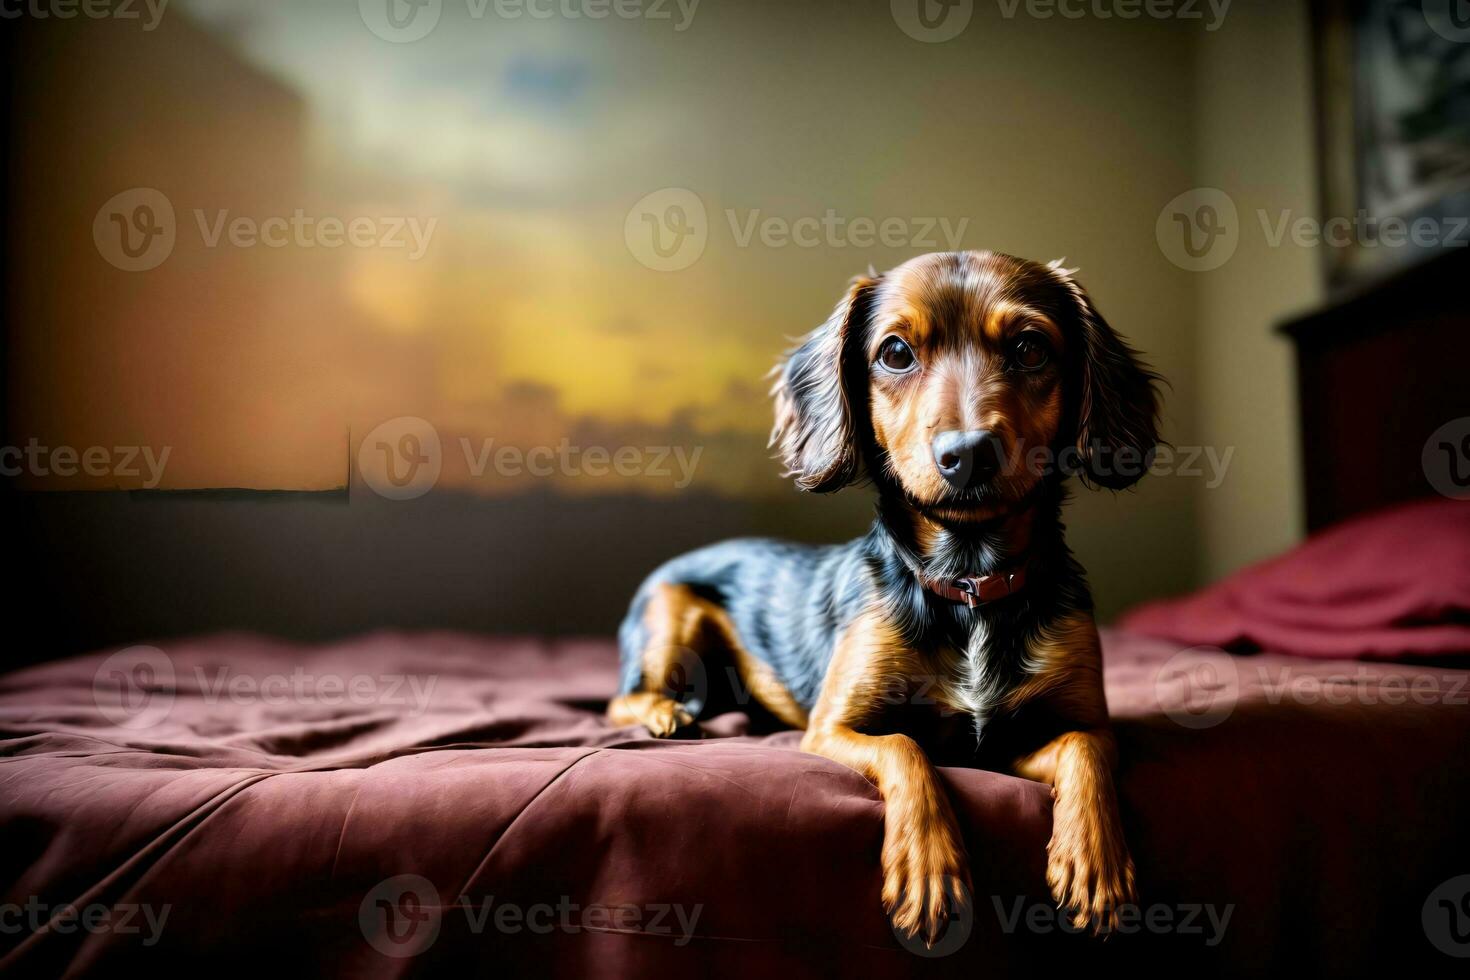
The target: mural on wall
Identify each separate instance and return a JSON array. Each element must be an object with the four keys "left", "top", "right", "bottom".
[{"left": 1315, "top": 0, "right": 1470, "bottom": 290}]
